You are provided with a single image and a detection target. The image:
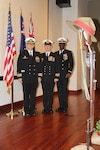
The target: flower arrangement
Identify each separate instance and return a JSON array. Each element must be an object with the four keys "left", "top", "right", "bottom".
[{"left": 95, "top": 117, "right": 100, "bottom": 136}]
